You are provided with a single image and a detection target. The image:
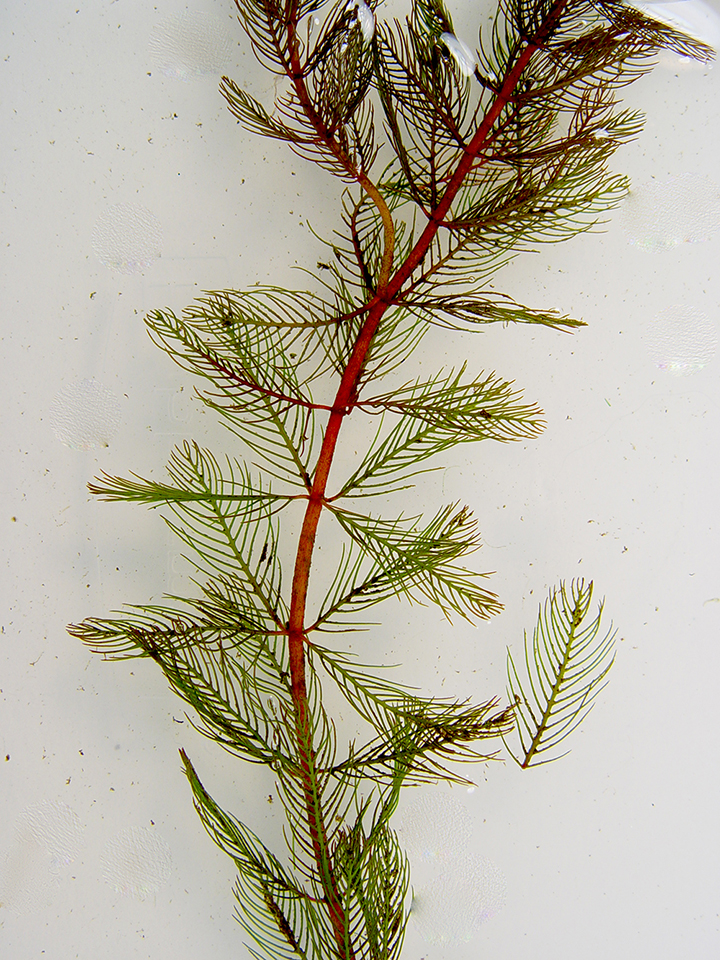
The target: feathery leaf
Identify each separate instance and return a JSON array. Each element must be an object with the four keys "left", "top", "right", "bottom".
[{"left": 506, "top": 579, "right": 616, "bottom": 767}]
